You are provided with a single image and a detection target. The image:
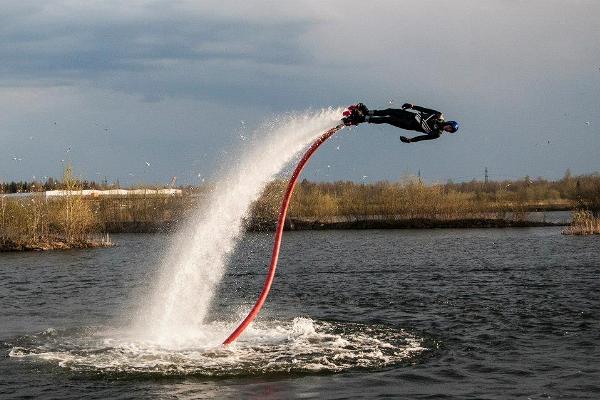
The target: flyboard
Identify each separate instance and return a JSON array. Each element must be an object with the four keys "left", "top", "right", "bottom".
[{"left": 222, "top": 122, "right": 346, "bottom": 345}]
